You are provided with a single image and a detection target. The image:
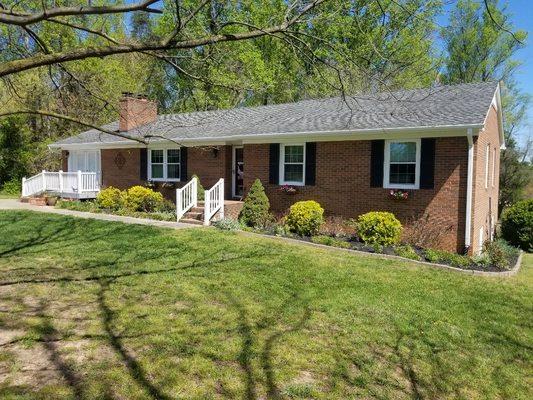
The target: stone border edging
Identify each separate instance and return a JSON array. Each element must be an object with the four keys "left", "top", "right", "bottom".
[{"left": 239, "top": 230, "right": 523, "bottom": 277}]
